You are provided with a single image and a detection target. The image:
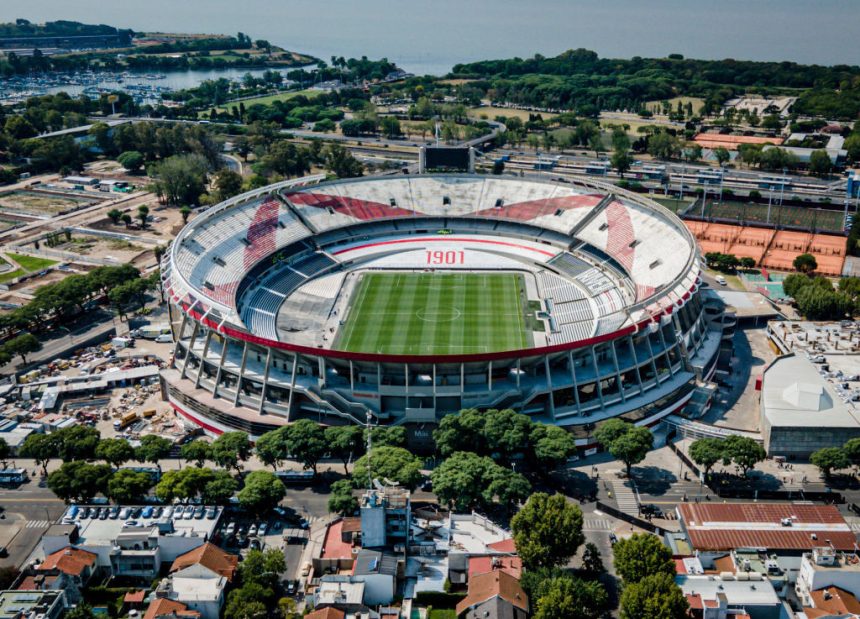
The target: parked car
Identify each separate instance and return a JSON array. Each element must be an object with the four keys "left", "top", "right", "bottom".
[
  {"left": 193, "top": 506, "right": 204, "bottom": 519},
  {"left": 162, "top": 506, "right": 173, "bottom": 518},
  {"left": 258, "top": 522, "right": 268, "bottom": 537},
  {"left": 205, "top": 507, "right": 217, "bottom": 519},
  {"left": 172, "top": 506, "right": 185, "bottom": 519},
  {"left": 225, "top": 522, "right": 236, "bottom": 536},
  {"left": 99, "top": 508, "right": 109, "bottom": 520},
  {"left": 248, "top": 524, "right": 258, "bottom": 537},
  {"left": 109, "top": 506, "right": 120, "bottom": 519},
  {"left": 141, "top": 506, "right": 153, "bottom": 518}
]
